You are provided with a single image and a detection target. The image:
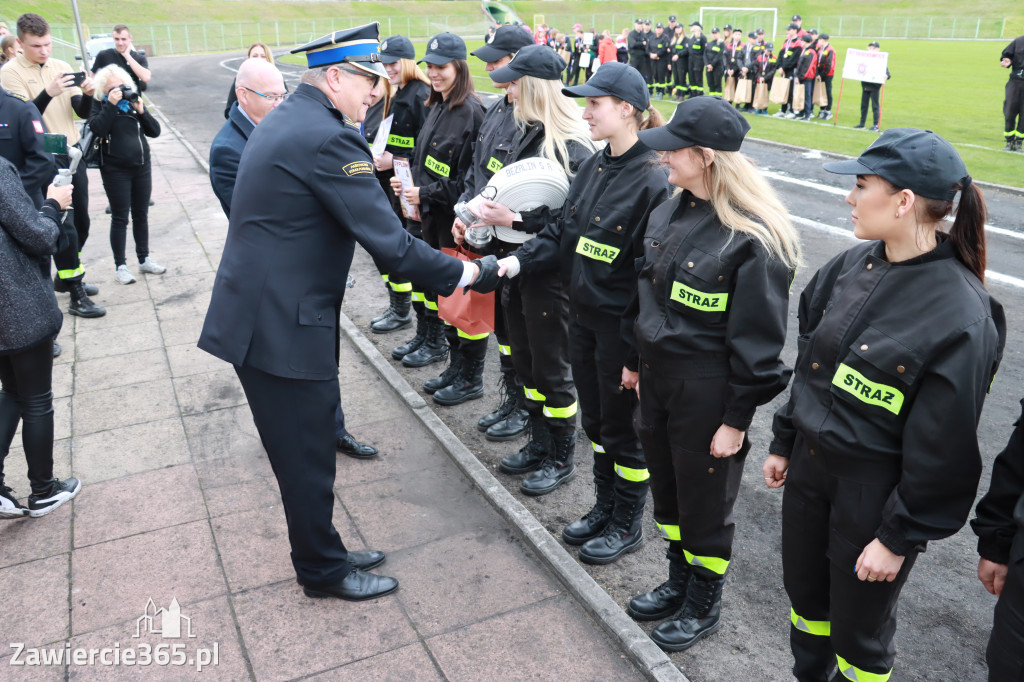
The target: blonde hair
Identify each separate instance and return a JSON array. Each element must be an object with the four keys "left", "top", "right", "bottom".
[
  {"left": 686, "top": 148, "right": 802, "bottom": 270},
  {"left": 92, "top": 64, "right": 135, "bottom": 100},
  {"left": 397, "top": 57, "right": 430, "bottom": 88},
  {"left": 247, "top": 42, "right": 273, "bottom": 63},
  {"left": 514, "top": 75, "right": 596, "bottom": 176}
]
